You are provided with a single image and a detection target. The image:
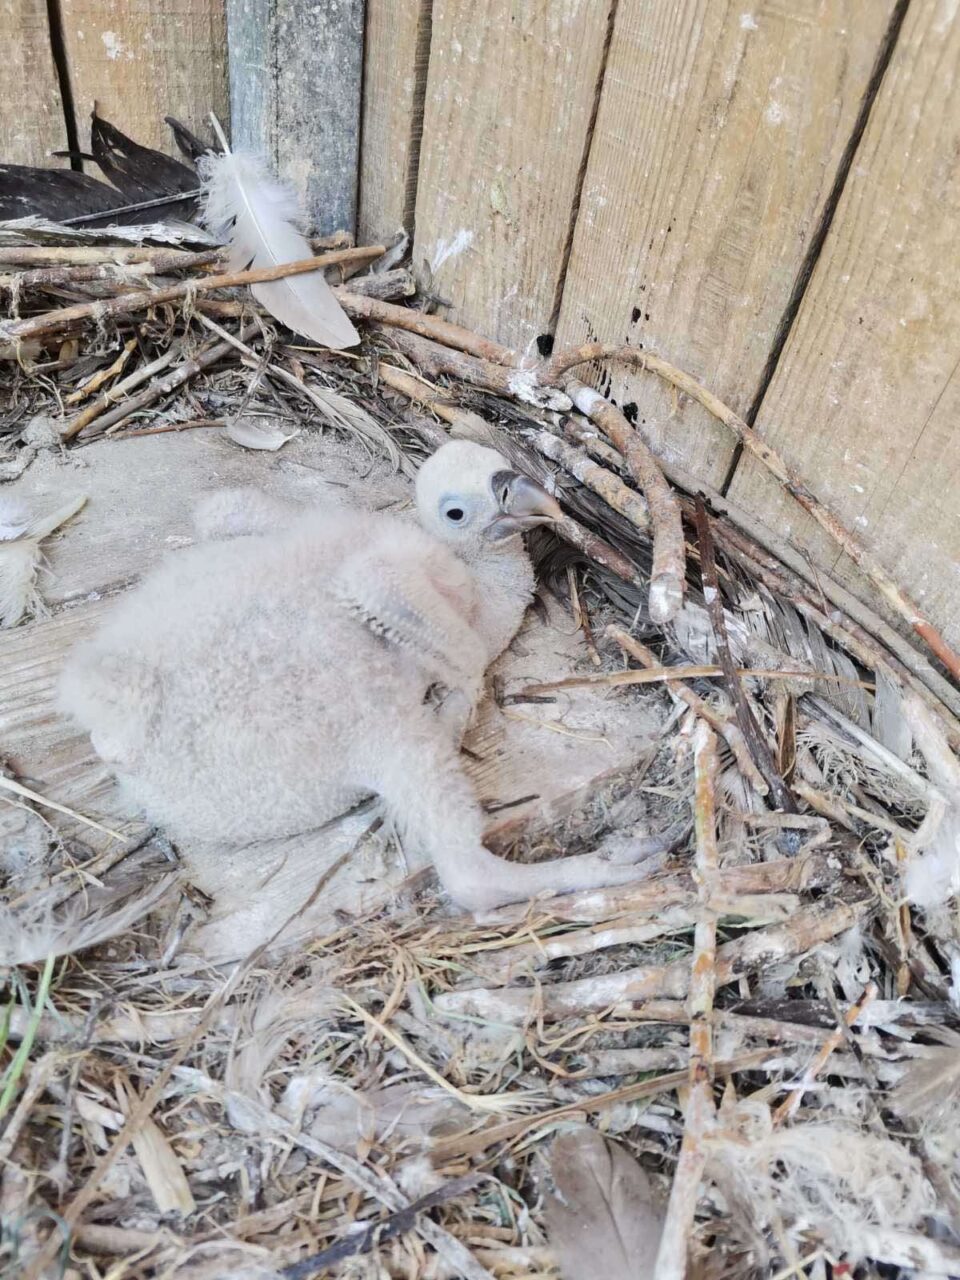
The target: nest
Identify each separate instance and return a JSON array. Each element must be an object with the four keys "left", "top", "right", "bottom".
[{"left": 1, "top": 214, "right": 960, "bottom": 1280}]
